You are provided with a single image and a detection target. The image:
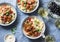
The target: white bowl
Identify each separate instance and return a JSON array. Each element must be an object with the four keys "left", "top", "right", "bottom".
[
  {"left": 22, "top": 16, "right": 45, "bottom": 39},
  {"left": 54, "top": 0, "right": 60, "bottom": 5},
  {"left": 47, "top": 1, "right": 60, "bottom": 19},
  {"left": 4, "top": 34, "right": 15, "bottom": 42},
  {"left": 17, "top": 0, "right": 39, "bottom": 13},
  {"left": 0, "top": 3, "right": 17, "bottom": 26}
]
